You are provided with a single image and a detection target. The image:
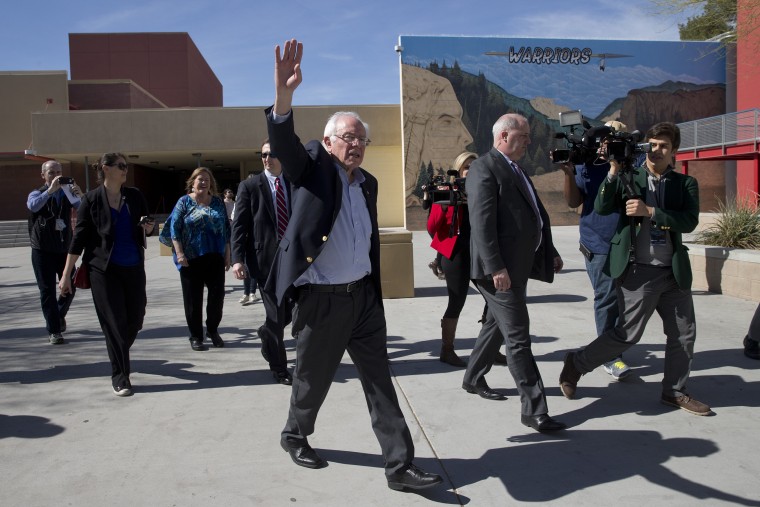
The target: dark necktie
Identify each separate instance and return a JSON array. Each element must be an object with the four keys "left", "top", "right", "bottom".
[
  {"left": 275, "top": 177, "right": 288, "bottom": 240},
  {"left": 511, "top": 162, "right": 542, "bottom": 248}
]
